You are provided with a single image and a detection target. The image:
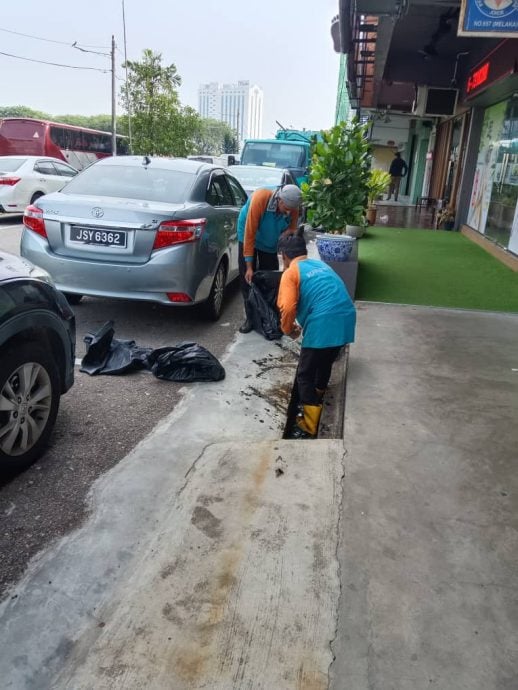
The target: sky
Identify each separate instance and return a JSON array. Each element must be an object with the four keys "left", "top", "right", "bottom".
[{"left": 1, "top": 0, "right": 341, "bottom": 137}]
